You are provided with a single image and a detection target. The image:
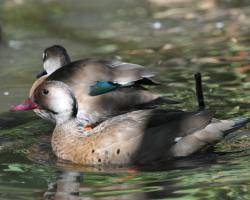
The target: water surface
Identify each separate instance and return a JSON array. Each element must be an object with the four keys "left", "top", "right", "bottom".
[{"left": 1, "top": 0, "right": 250, "bottom": 199}]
